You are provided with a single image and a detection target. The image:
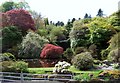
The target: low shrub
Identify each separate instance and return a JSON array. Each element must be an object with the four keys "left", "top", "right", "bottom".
[
  {"left": 40, "top": 44, "right": 63, "bottom": 59},
  {"left": 72, "top": 52, "right": 94, "bottom": 70},
  {"left": 1, "top": 61, "right": 28, "bottom": 73},
  {"left": 73, "top": 74, "right": 91, "bottom": 81},
  {"left": 63, "top": 48, "right": 74, "bottom": 62},
  {"left": 0, "top": 52, "right": 16, "bottom": 61}
]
